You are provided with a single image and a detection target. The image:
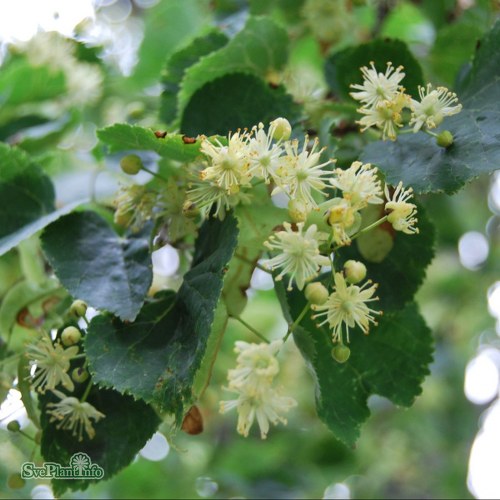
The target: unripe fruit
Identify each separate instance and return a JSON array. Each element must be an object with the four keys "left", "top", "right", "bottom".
[
  {"left": 70, "top": 299, "right": 88, "bottom": 318},
  {"left": 120, "top": 154, "right": 143, "bottom": 175},
  {"left": 343, "top": 260, "right": 367, "bottom": 284},
  {"left": 436, "top": 130, "right": 454, "bottom": 148},
  {"left": 72, "top": 367, "right": 89, "bottom": 383},
  {"left": 288, "top": 199, "right": 308, "bottom": 223},
  {"left": 332, "top": 344, "right": 351, "bottom": 363},
  {"left": 270, "top": 117, "right": 292, "bottom": 141},
  {"left": 61, "top": 326, "right": 81, "bottom": 347},
  {"left": 7, "top": 420, "right": 20, "bottom": 432},
  {"left": 7, "top": 473, "right": 25, "bottom": 489},
  {"left": 305, "top": 282, "right": 329, "bottom": 305}
]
